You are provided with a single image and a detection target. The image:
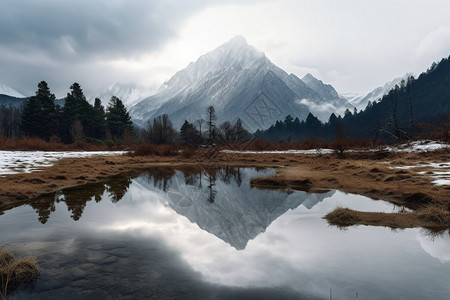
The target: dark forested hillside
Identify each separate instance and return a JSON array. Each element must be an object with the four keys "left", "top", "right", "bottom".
[
  {"left": 256, "top": 55, "right": 450, "bottom": 143},
  {"left": 0, "top": 95, "right": 26, "bottom": 107}
]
